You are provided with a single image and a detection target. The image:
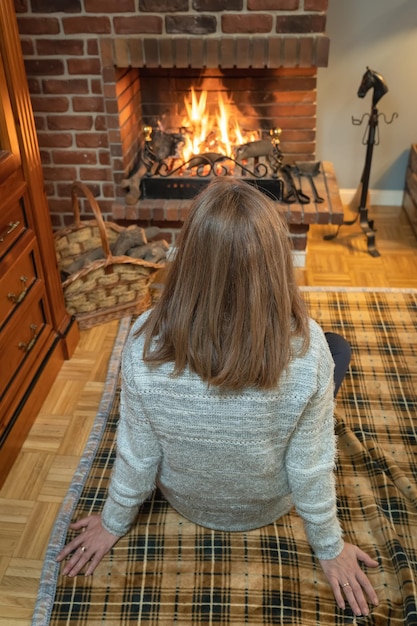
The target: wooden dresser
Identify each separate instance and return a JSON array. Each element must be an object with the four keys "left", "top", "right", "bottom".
[{"left": 0, "top": 0, "right": 79, "bottom": 486}]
